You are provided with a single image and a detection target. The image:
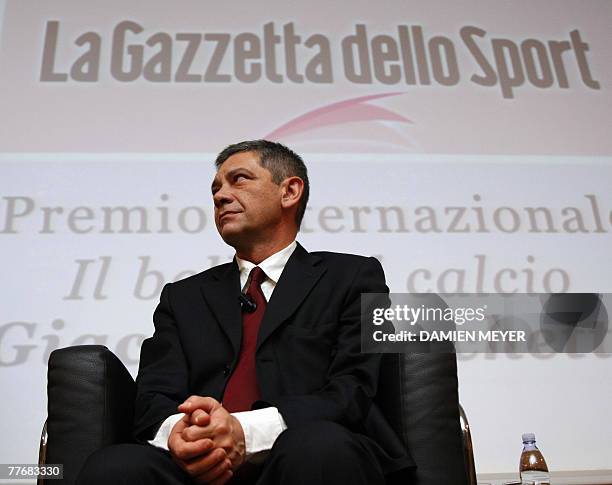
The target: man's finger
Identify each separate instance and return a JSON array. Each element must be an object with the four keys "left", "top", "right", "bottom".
[
  {"left": 171, "top": 438, "right": 215, "bottom": 462},
  {"left": 193, "top": 458, "right": 232, "bottom": 484},
  {"left": 178, "top": 395, "right": 221, "bottom": 414},
  {"left": 184, "top": 447, "right": 228, "bottom": 476},
  {"left": 191, "top": 408, "right": 211, "bottom": 426},
  {"left": 182, "top": 423, "right": 214, "bottom": 442},
  {"left": 206, "top": 469, "right": 233, "bottom": 485}
]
